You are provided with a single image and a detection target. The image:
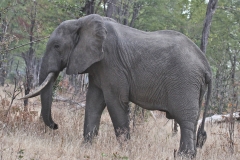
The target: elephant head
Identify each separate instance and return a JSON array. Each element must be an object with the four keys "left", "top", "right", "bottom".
[{"left": 20, "top": 14, "right": 107, "bottom": 129}]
